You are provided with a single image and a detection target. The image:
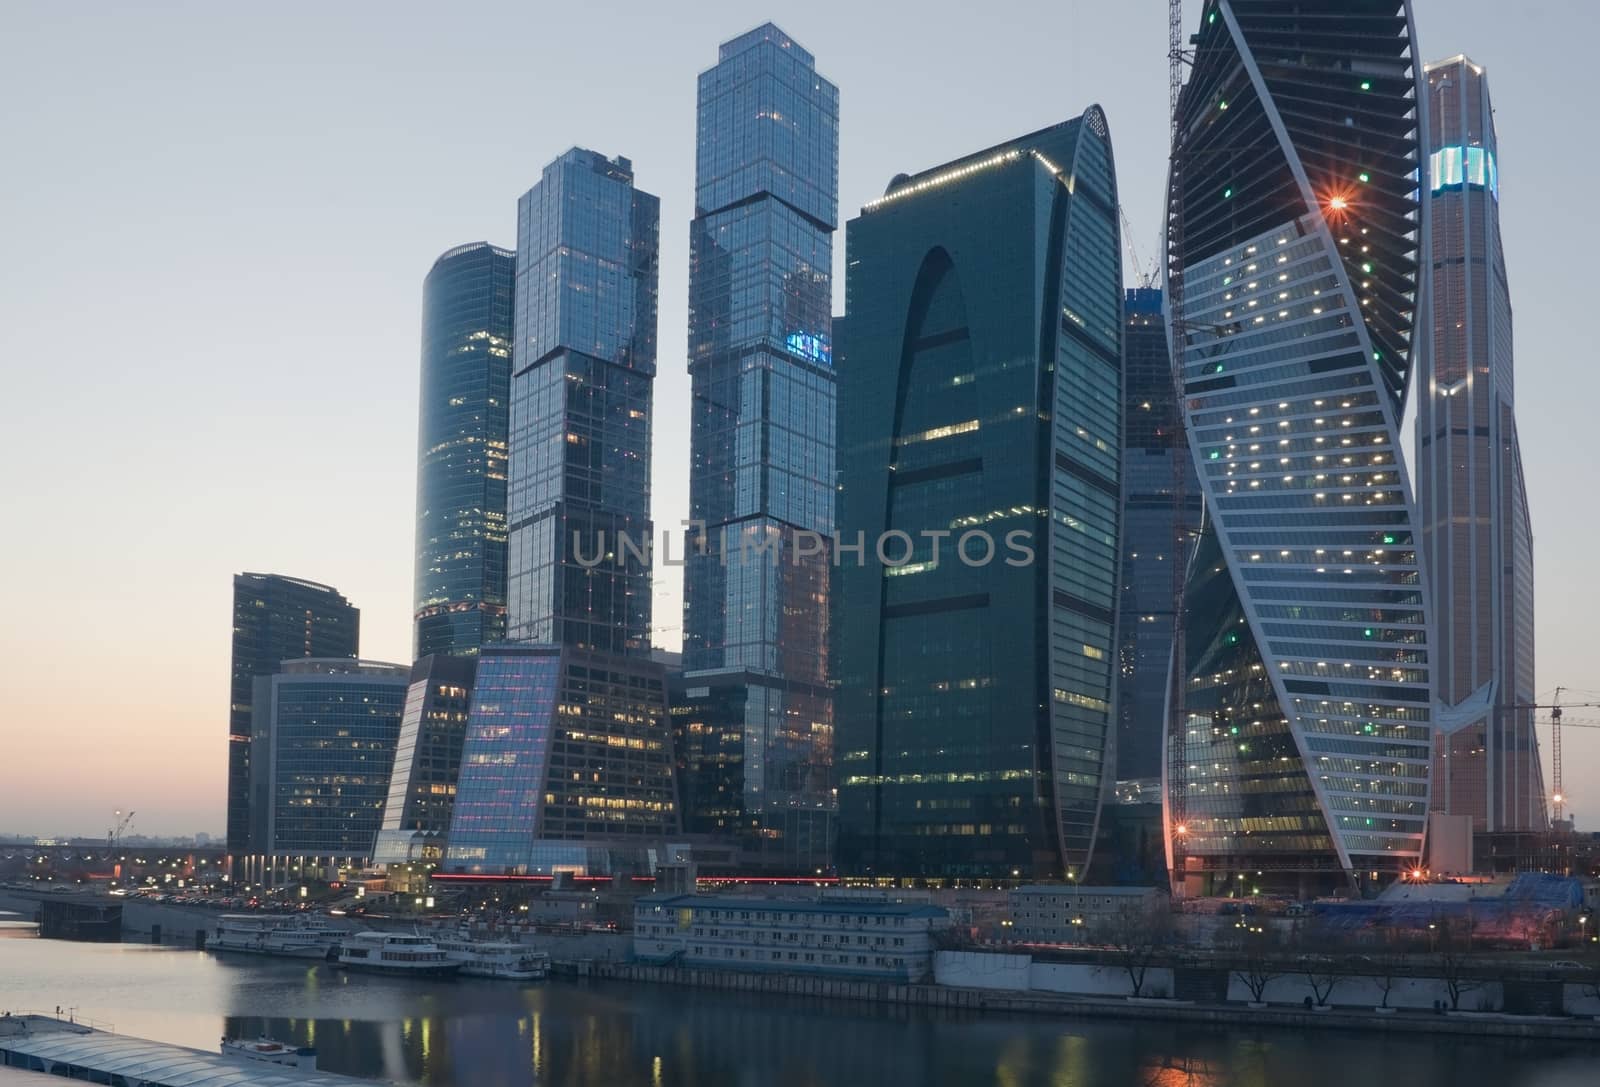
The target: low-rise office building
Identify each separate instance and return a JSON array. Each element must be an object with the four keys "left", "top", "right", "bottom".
[
  {"left": 1008, "top": 885, "right": 1167, "bottom": 943},
  {"left": 633, "top": 894, "right": 950, "bottom": 982},
  {"left": 243, "top": 659, "right": 410, "bottom": 884}
]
